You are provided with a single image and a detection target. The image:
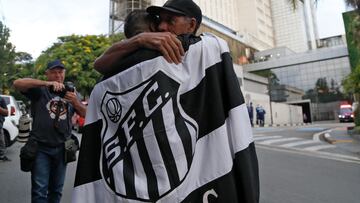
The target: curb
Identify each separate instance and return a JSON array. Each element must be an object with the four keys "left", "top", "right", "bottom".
[
  {"left": 263, "top": 123, "right": 311, "bottom": 127},
  {"left": 312, "top": 128, "right": 337, "bottom": 144},
  {"left": 322, "top": 133, "right": 336, "bottom": 144},
  {"left": 319, "top": 128, "right": 358, "bottom": 144}
]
